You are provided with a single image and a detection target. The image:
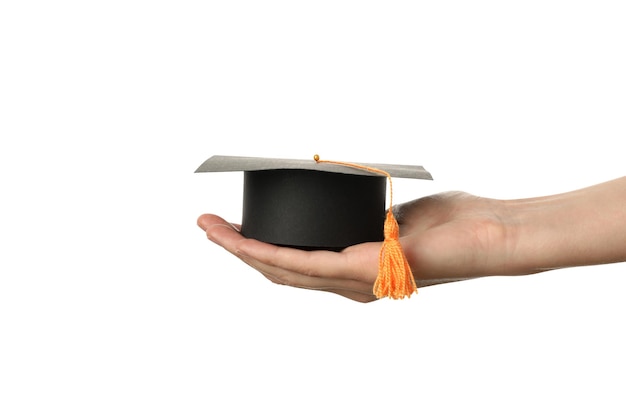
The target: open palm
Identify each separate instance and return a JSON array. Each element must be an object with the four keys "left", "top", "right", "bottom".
[{"left": 198, "top": 191, "right": 514, "bottom": 303}]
